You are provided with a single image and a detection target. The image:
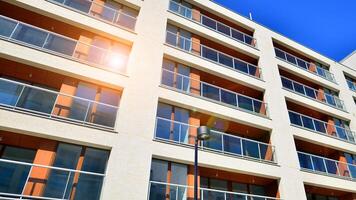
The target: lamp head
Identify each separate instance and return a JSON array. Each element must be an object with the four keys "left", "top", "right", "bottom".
[{"left": 197, "top": 126, "right": 211, "bottom": 141}]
